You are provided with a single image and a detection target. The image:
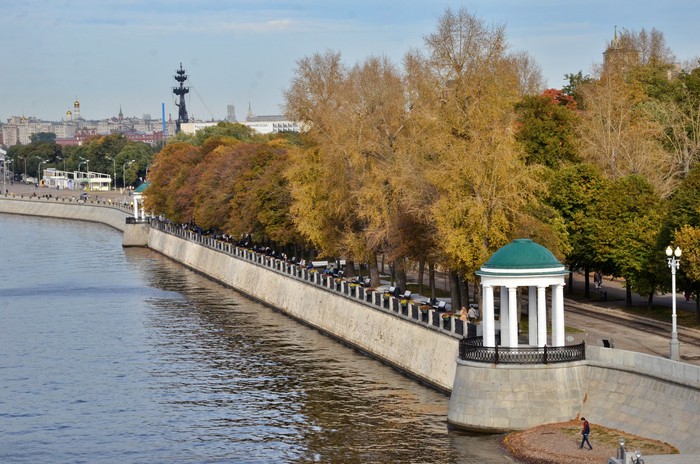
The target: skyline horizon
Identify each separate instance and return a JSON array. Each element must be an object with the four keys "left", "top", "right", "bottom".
[{"left": 2, "top": 1, "right": 699, "bottom": 123}]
